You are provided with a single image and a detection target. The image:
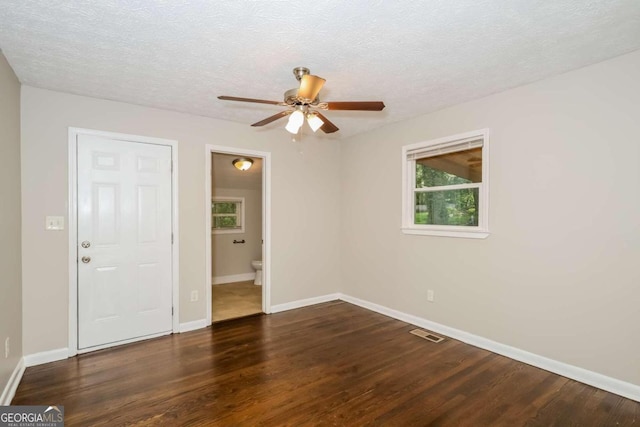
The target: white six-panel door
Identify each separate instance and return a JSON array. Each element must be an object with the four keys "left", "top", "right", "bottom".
[{"left": 77, "top": 134, "right": 173, "bottom": 350}]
